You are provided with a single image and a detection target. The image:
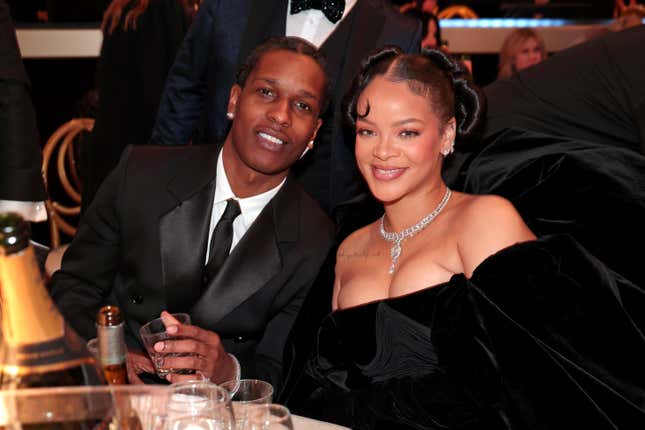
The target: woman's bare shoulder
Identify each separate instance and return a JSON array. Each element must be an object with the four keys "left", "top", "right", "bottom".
[
  {"left": 454, "top": 193, "right": 536, "bottom": 276},
  {"left": 457, "top": 194, "right": 527, "bottom": 226}
]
